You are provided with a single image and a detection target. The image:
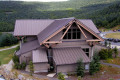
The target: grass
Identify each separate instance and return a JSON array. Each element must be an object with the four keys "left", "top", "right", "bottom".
[
  {"left": 104, "top": 58, "right": 120, "bottom": 65},
  {"left": 105, "top": 32, "right": 120, "bottom": 39},
  {"left": 0, "top": 43, "right": 18, "bottom": 49},
  {"left": 0, "top": 47, "right": 17, "bottom": 64}
]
